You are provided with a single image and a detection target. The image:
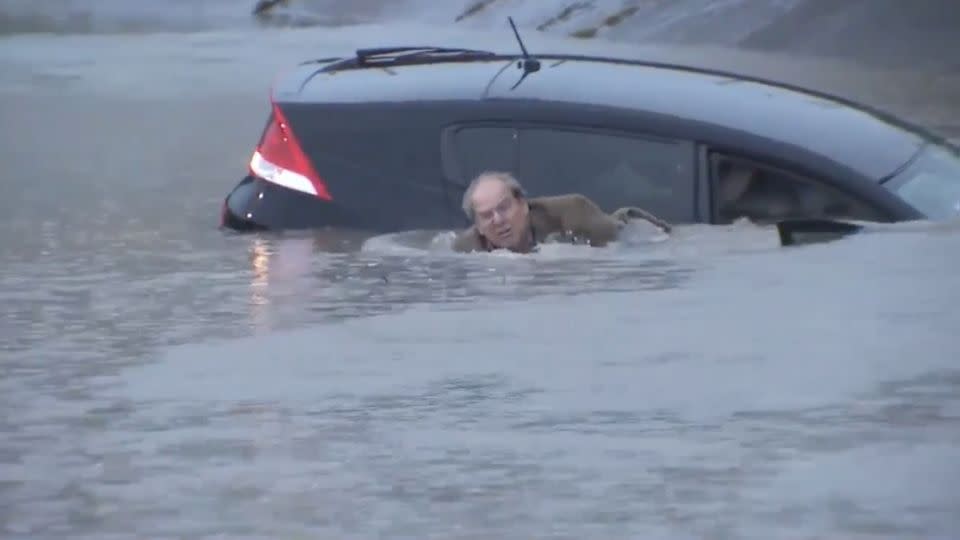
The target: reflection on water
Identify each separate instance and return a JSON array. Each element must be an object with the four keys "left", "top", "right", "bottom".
[{"left": 248, "top": 236, "right": 272, "bottom": 332}]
